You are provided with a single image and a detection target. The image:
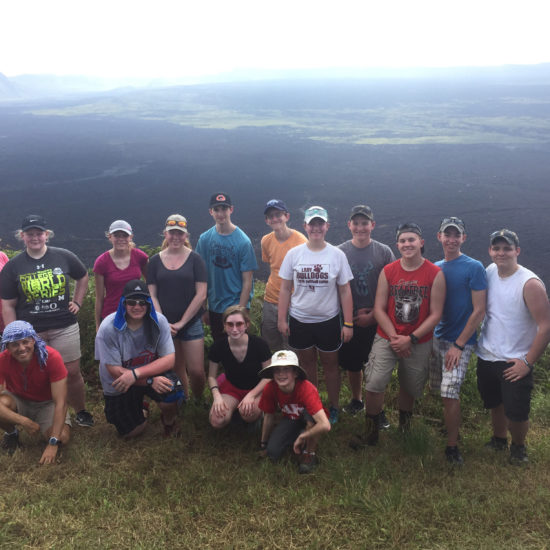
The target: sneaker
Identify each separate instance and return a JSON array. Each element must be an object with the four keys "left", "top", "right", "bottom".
[
  {"left": 343, "top": 399, "right": 364, "bottom": 415},
  {"left": 378, "top": 409, "right": 390, "bottom": 430},
  {"left": 399, "top": 410, "right": 412, "bottom": 433},
  {"left": 445, "top": 445, "right": 464, "bottom": 465},
  {"left": 75, "top": 410, "right": 94, "bottom": 427},
  {"left": 509, "top": 443, "right": 529, "bottom": 466},
  {"left": 298, "top": 451, "right": 319, "bottom": 474},
  {"left": 328, "top": 406, "right": 339, "bottom": 425},
  {"left": 1, "top": 431, "right": 20, "bottom": 456},
  {"left": 484, "top": 436, "right": 508, "bottom": 451}
]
